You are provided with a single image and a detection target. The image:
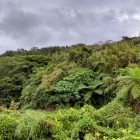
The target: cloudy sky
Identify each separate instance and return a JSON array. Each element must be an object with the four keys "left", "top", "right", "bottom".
[{"left": 0, "top": 0, "right": 140, "bottom": 53}]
